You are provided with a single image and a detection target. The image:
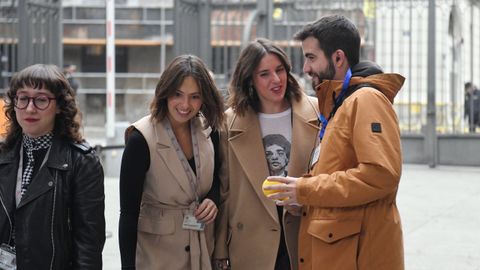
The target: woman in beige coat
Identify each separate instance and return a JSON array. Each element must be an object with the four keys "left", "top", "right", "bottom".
[
  {"left": 213, "top": 38, "right": 319, "bottom": 270},
  {"left": 119, "top": 55, "right": 224, "bottom": 269}
]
